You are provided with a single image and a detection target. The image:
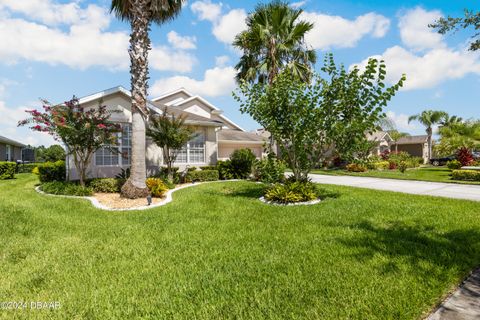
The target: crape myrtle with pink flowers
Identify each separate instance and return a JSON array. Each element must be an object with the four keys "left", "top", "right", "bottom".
[{"left": 18, "top": 97, "right": 121, "bottom": 187}]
